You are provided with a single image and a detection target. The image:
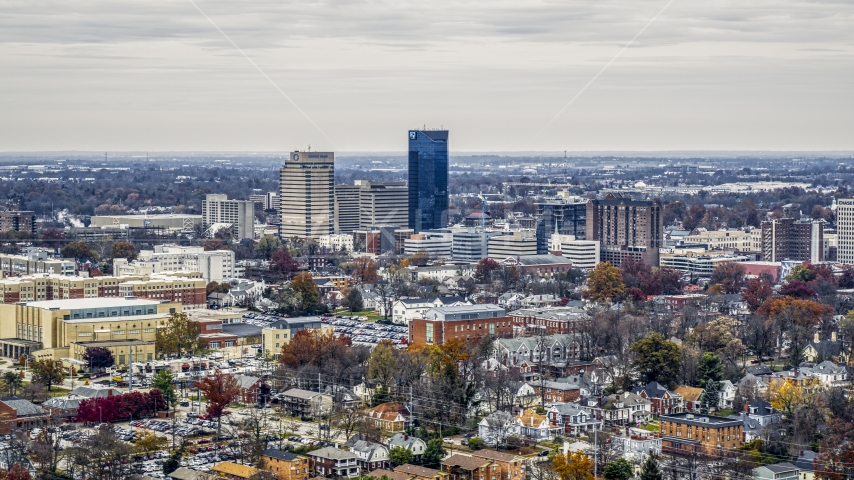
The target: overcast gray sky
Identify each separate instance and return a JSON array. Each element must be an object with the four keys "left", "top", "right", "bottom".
[{"left": 1, "top": 0, "right": 852, "bottom": 153}]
